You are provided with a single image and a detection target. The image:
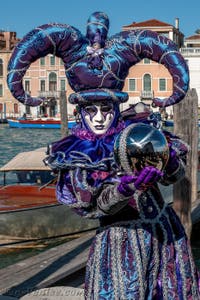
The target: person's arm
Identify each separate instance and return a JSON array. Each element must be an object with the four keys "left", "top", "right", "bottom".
[
  {"left": 160, "top": 136, "right": 189, "bottom": 186},
  {"left": 96, "top": 166, "right": 163, "bottom": 215},
  {"left": 55, "top": 168, "right": 95, "bottom": 213}
]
